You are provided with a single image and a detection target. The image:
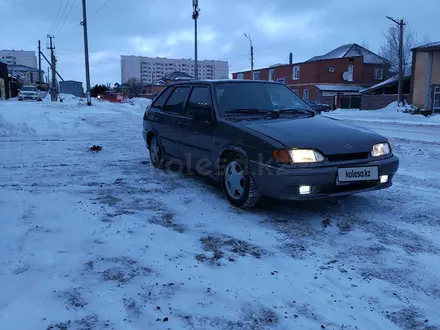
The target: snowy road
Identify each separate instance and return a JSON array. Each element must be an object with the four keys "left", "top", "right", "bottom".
[{"left": 1, "top": 99, "right": 440, "bottom": 330}]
